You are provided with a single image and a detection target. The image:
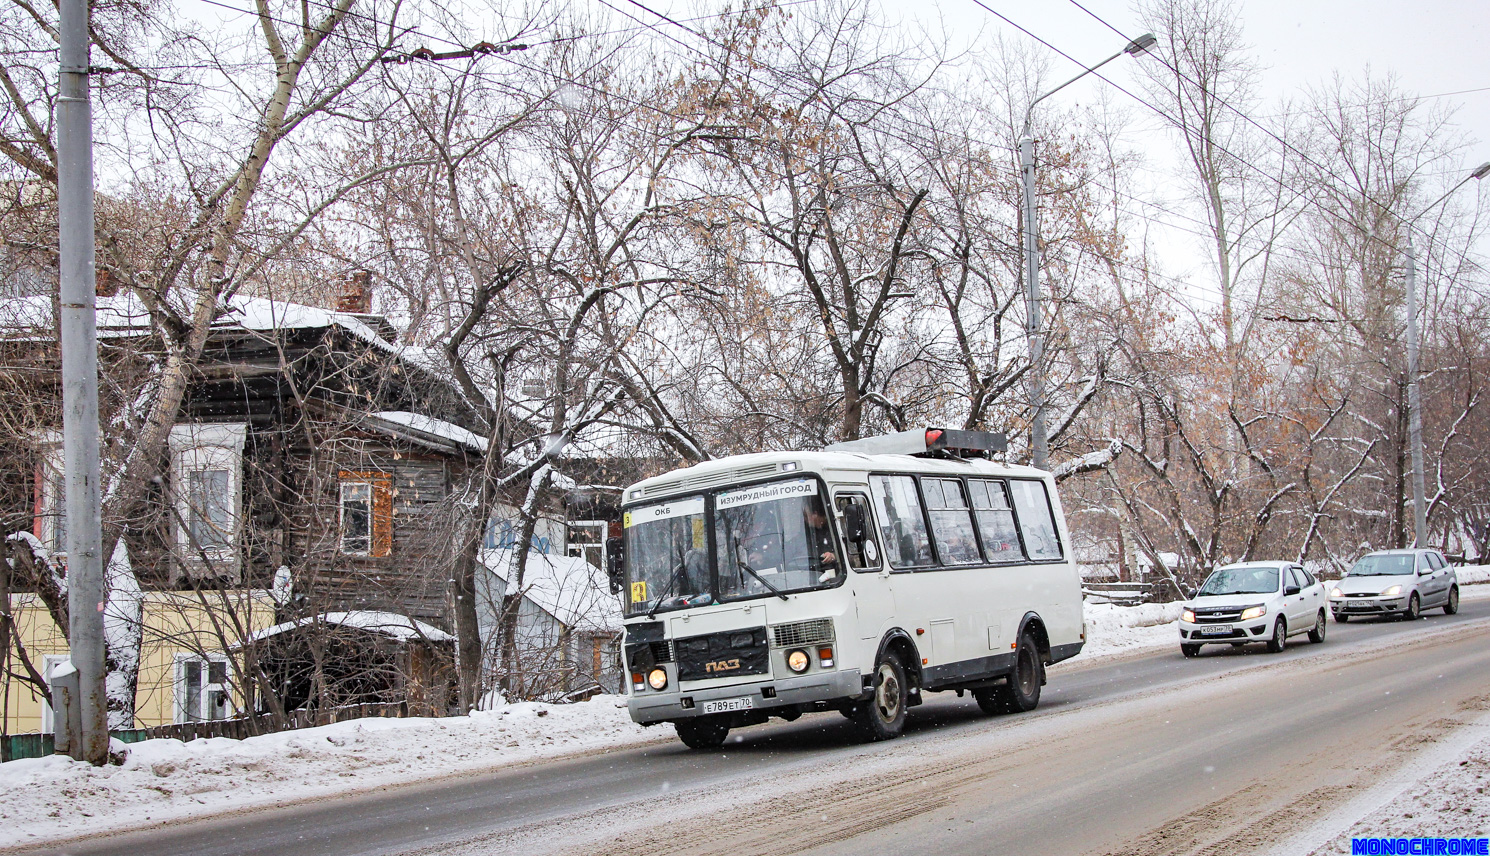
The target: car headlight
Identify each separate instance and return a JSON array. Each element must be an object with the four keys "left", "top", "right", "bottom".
[
  {"left": 1381, "top": 585, "right": 1402, "bottom": 597},
  {"left": 1239, "top": 606, "right": 1266, "bottom": 621},
  {"left": 647, "top": 667, "right": 668, "bottom": 690},
  {"left": 1181, "top": 608, "right": 1196, "bottom": 623},
  {"left": 786, "top": 649, "right": 810, "bottom": 673},
  {"left": 1330, "top": 587, "right": 1343, "bottom": 598}
]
